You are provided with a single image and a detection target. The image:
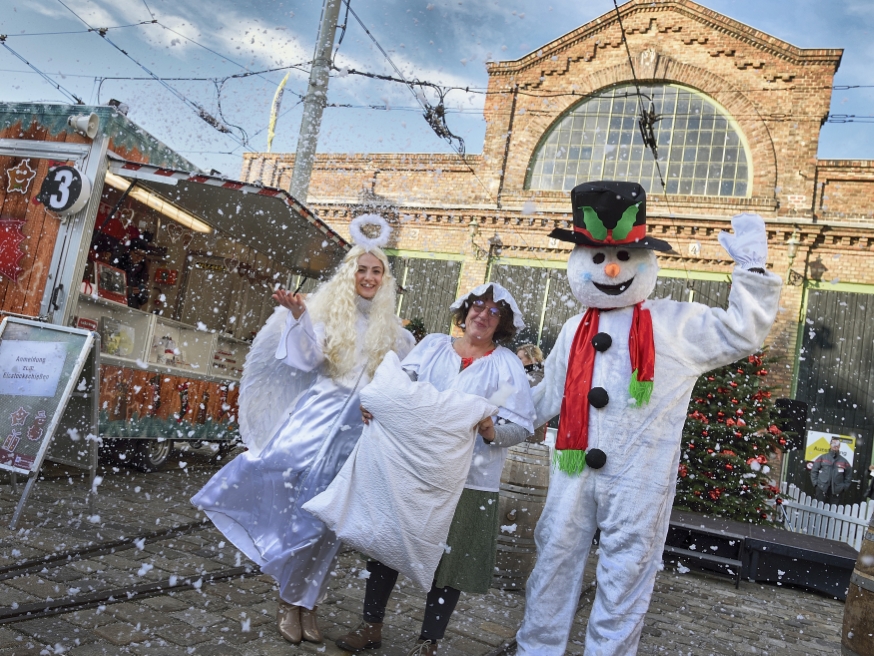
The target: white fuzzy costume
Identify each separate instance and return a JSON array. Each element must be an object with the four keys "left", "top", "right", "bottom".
[{"left": 516, "top": 215, "right": 782, "bottom": 655}]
